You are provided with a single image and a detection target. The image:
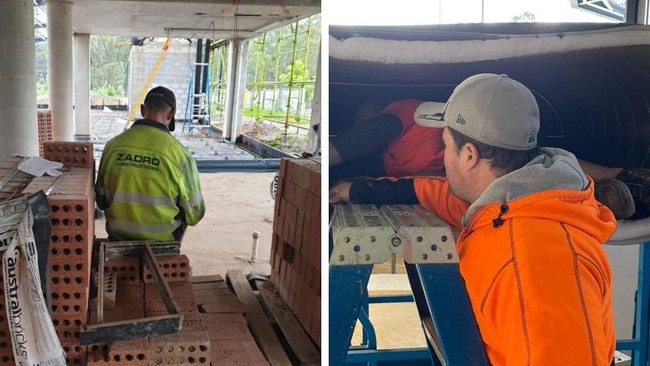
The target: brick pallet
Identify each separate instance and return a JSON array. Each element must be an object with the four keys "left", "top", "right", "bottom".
[
  {"left": 270, "top": 158, "right": 321, "bottom": 348},
  {"left": 0, "top": 148, "right": 314, "bottom": 364},
  {"left": 0, "top": 142, "right": 95, "bottom": 365}
]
